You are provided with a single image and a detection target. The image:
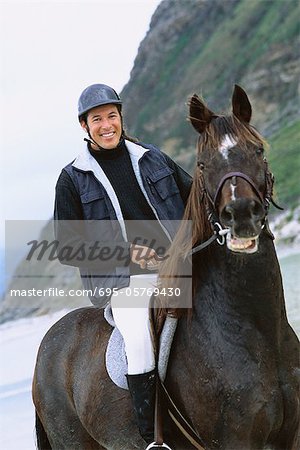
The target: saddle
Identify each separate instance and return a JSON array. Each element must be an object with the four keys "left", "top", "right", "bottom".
[{"left": 104, "top": 305, "right": 178, "bottom": 390}]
